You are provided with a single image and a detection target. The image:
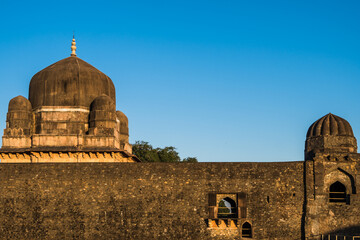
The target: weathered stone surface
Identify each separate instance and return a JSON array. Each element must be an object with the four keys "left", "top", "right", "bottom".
[
  {"left": 1, "top": 153, "right": 357, "bottom": 239},
  {"left": 304, "top": 152, "right": 360, "bottom": 238},
  {"left": 28, "top": 56, "right": 115, "bottom": 108},
  {"left": 0, "top": 162, "right": 304, "bottom": 240}
]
